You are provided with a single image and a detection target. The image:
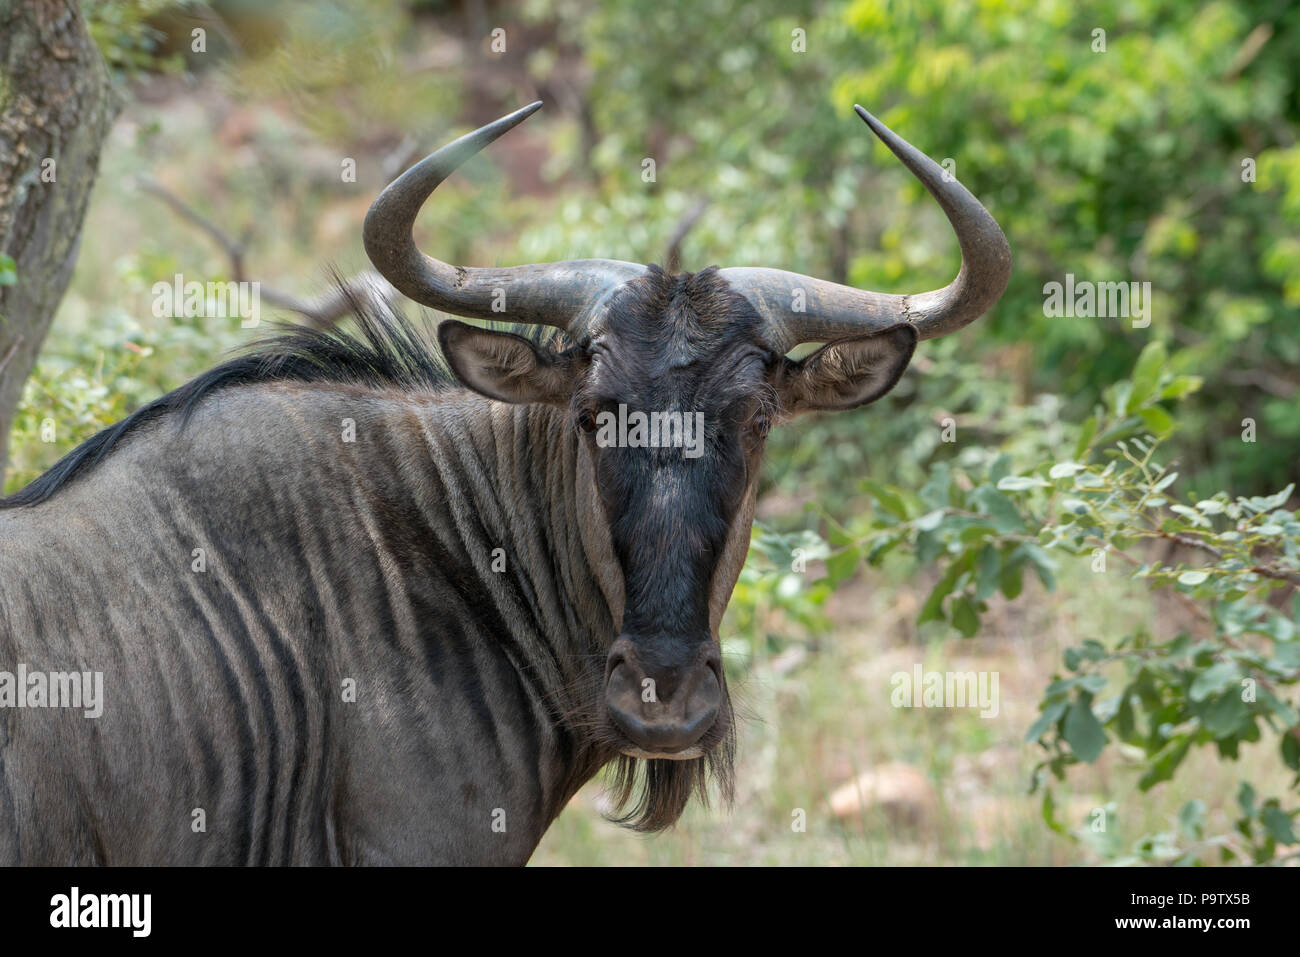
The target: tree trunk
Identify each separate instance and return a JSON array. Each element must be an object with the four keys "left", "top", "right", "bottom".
[{"left": 0, "top": 0, "right": 119, "bottom": 479}]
